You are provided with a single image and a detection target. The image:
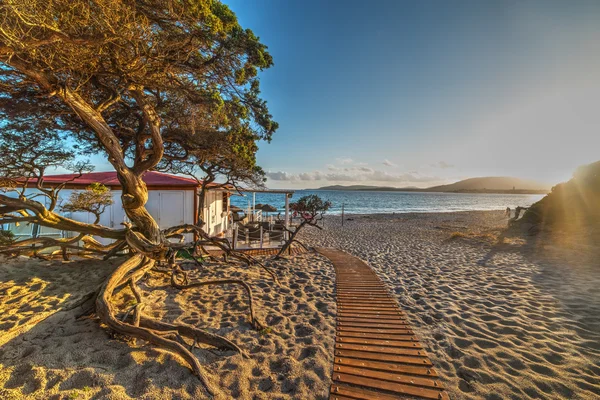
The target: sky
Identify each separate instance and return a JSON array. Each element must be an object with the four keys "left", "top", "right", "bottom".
[{"left": 221, "top": 0, "right": 600, "bottom": 189}]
